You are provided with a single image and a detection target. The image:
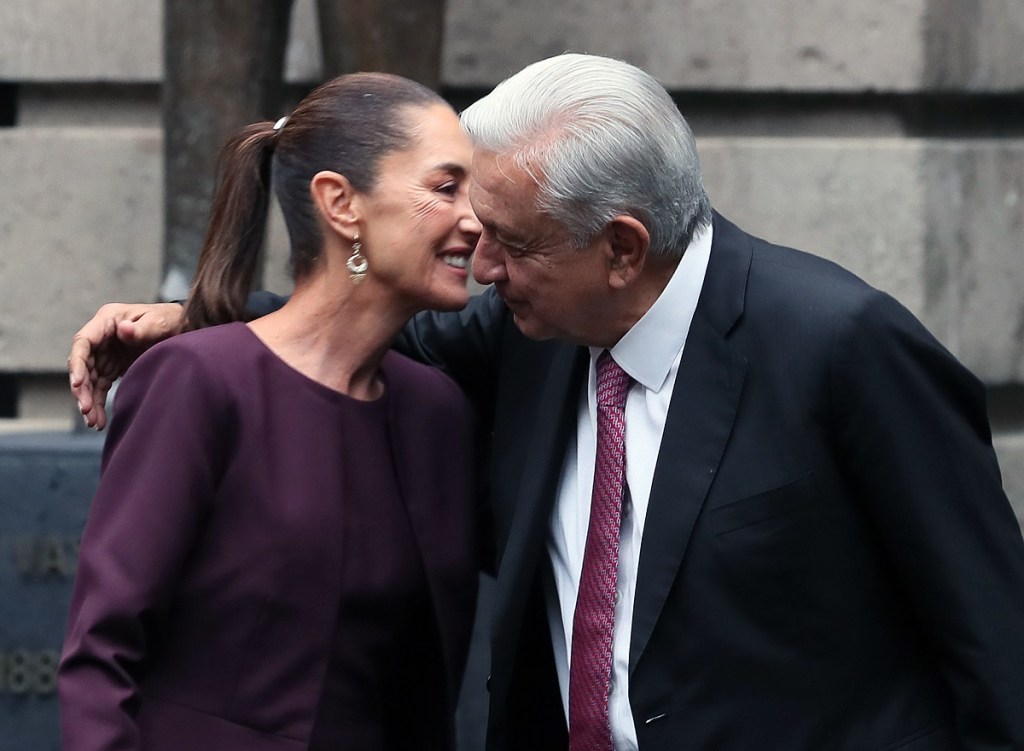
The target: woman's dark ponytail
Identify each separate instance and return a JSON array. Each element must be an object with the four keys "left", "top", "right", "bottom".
[{"left": 183, "top": 122, "right": 277, "bottom": 331}]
